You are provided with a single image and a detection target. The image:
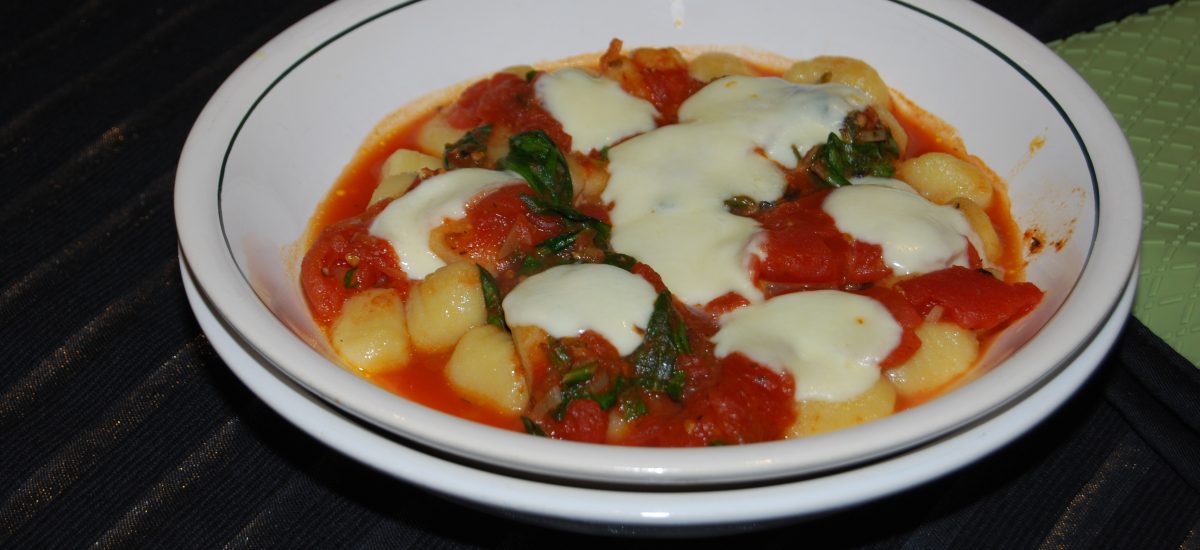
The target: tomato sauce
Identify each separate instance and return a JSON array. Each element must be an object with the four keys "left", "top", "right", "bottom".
[{"left": 373, "top": 352, "right": 524, "bottom": 431}]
